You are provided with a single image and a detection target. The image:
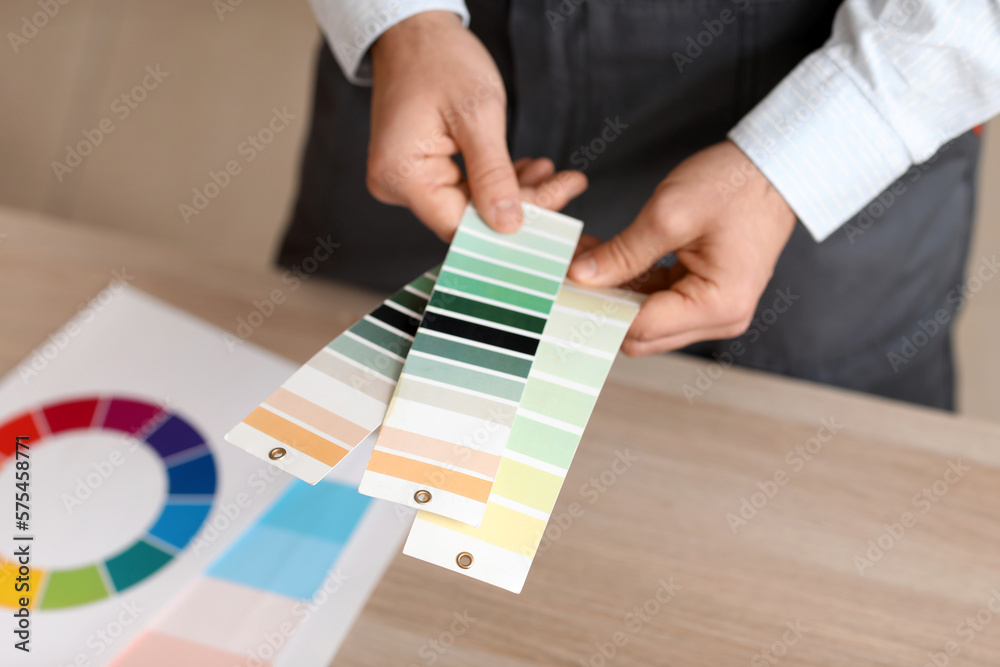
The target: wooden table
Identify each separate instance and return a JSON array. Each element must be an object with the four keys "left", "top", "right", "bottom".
[{"left": 3, "top": 205, "right": 1000, "bottom": 666}]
